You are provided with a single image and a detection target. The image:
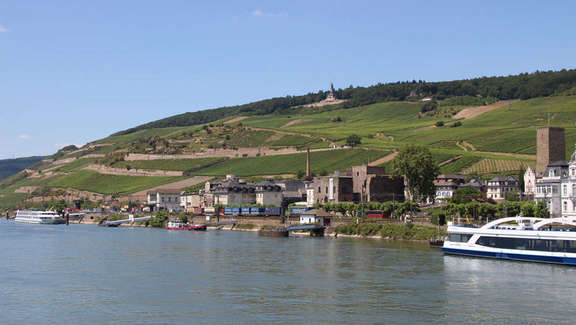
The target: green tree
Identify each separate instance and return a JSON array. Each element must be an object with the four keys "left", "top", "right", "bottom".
[
  {"left": 178, "top": 214, "right": 188, "bottom": 224},
  {"left": 535, "top": 200, "right": 549, "bottom": 218},
  {"left": 150, "top": 210, "right": 168, "bottom": 228},
  {"left": 520, "top": 201, "right": 536, "bottom": 218},
  {"left": 346, "top": 134, "right": 362, "bottom": 147},
  {"left": 392, "top": 145, "right": 439, "bottom": 201},
  {"left": 451, "top": 186, "right": 484, "bottom": 204},
  {"left": 505, "top": 190, "right": 521, "bottom": 202}
]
